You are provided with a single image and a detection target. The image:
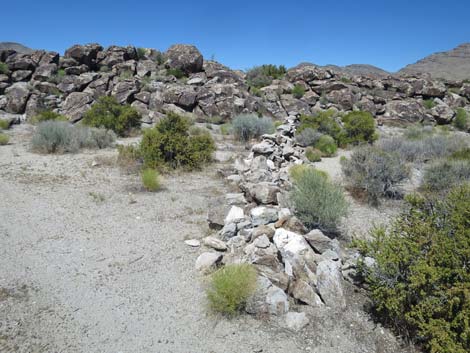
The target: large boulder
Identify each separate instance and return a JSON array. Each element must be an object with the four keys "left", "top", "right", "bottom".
[
  {"left": 316, "top": 259, "right": 346, "bottom": 308},
  {"left": 165, "top": 44, "right": 203, "bottom": 74},
  {"left": 61, "top": 92, "right": 93, "bottom": 122},
  {"left": 382, "top": 100, "right": 429, "bottom": 124},
  {"left": 4, "top": 82, "right": 31, "bottom": 114},
  {"left": 64, "top": 43, "right": 103, "bottom": 68}
]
